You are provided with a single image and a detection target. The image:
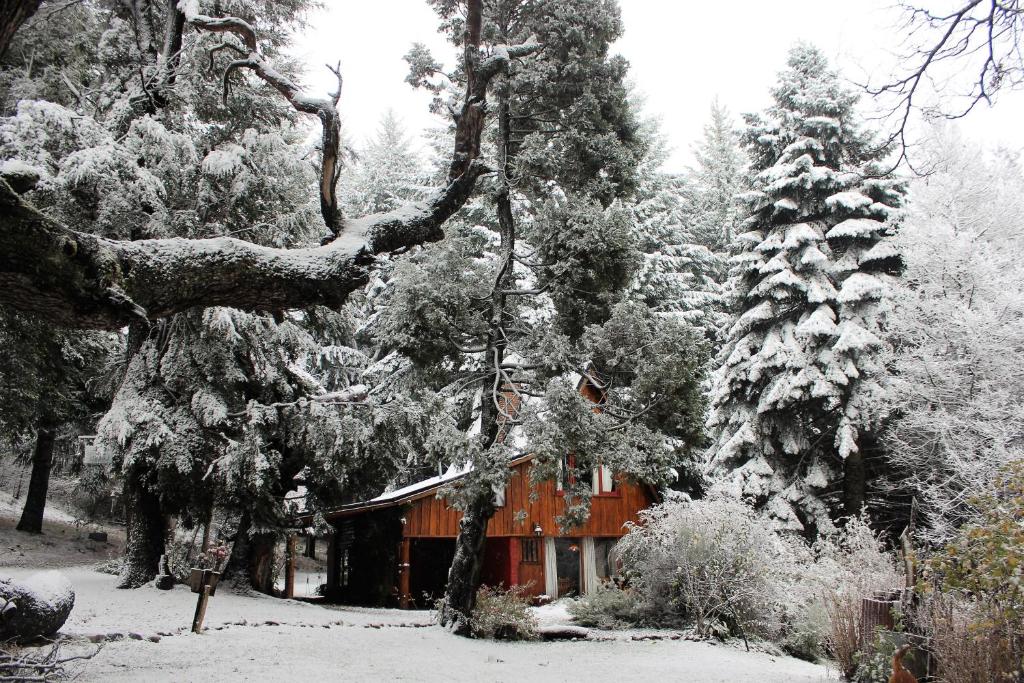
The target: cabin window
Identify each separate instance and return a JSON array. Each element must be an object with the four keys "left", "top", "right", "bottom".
[
  {"left": 593, "top": 538, "right": 618, "bottom": 581},
  {"left": 557, "top": 454, "right": 593, "bottom": 493},
  {"left": 521, "top": 538, "right": 540, "bottom": 563},
  {"left": 598, "top": 465, "right": 617, "bottom": 494}
]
